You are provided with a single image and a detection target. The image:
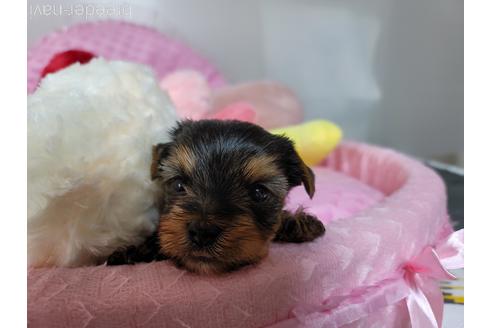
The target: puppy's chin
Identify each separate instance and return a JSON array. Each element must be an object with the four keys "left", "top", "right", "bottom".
[
  {"left": 172, "top": 253, "right": 266, "bottom": 275},
  {"left": 161, "top": 238, "right": 271, "bottom": 274},
  {"left": 159, "top": 237, "right": 270, "bottom": 274}
]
